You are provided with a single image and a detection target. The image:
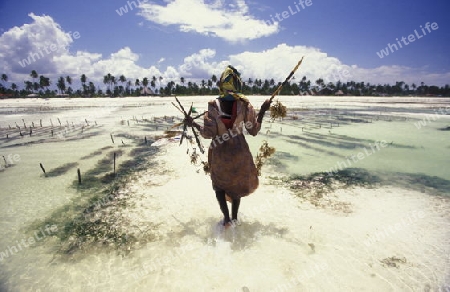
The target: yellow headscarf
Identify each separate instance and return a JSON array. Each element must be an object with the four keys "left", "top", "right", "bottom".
[{"left": 218, "top": 65, "right": 248, "bottom": 102}]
